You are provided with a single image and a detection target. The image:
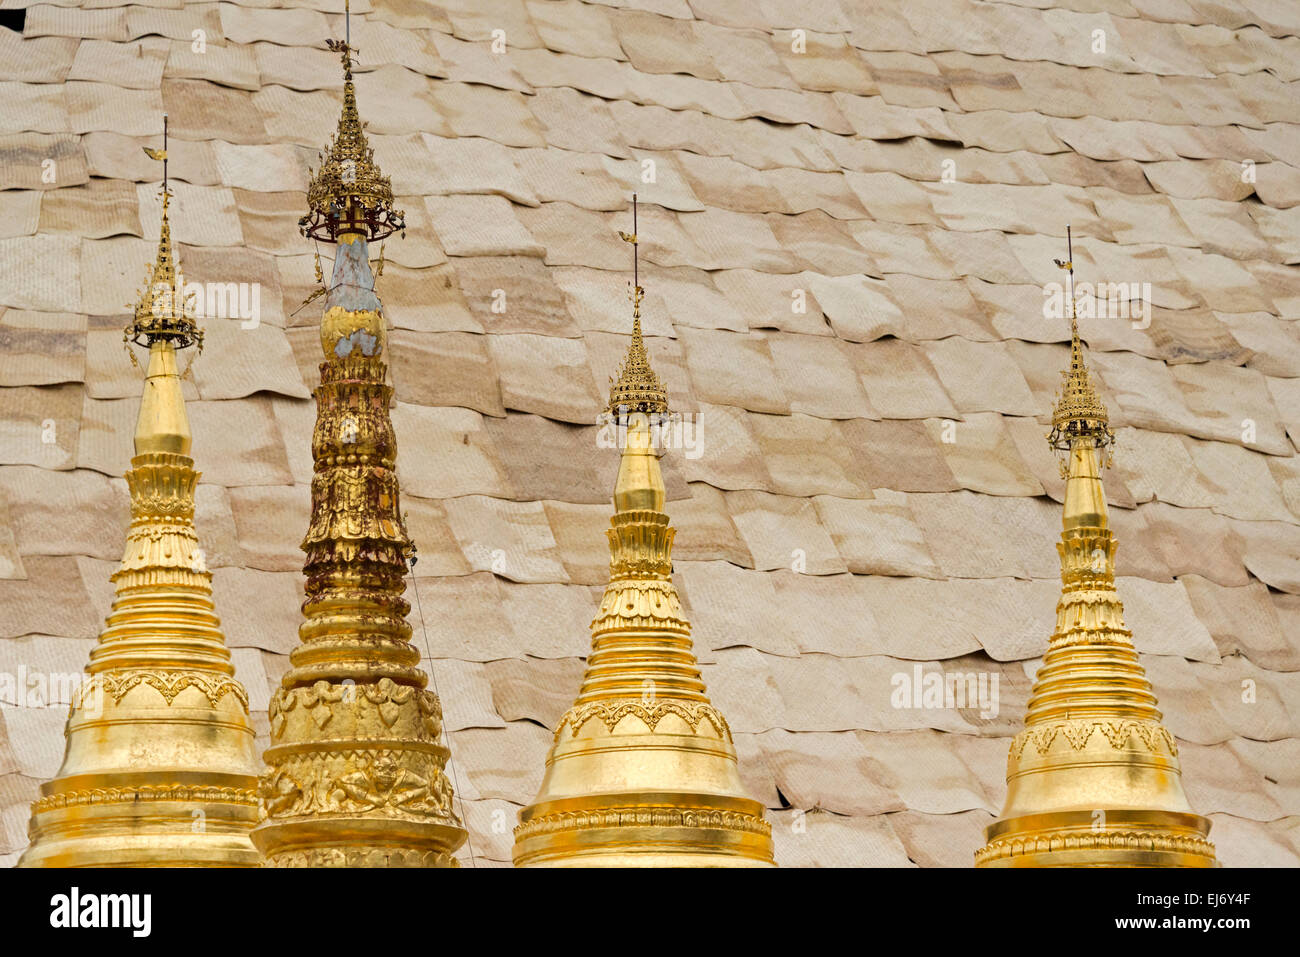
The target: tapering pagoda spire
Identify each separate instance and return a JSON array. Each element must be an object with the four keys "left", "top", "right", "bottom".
[
  {"left": 976, "top": 230, "right": 1216, "bottom": 868},
  {"left": 21, "top": 131, "right": 260, "bottom": 867},
  {"left": 251, "top": 8, "right": 465, "bottom": 867},
  {"left": 513, "top": 199, "right": 775, "bottom": 867}
]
